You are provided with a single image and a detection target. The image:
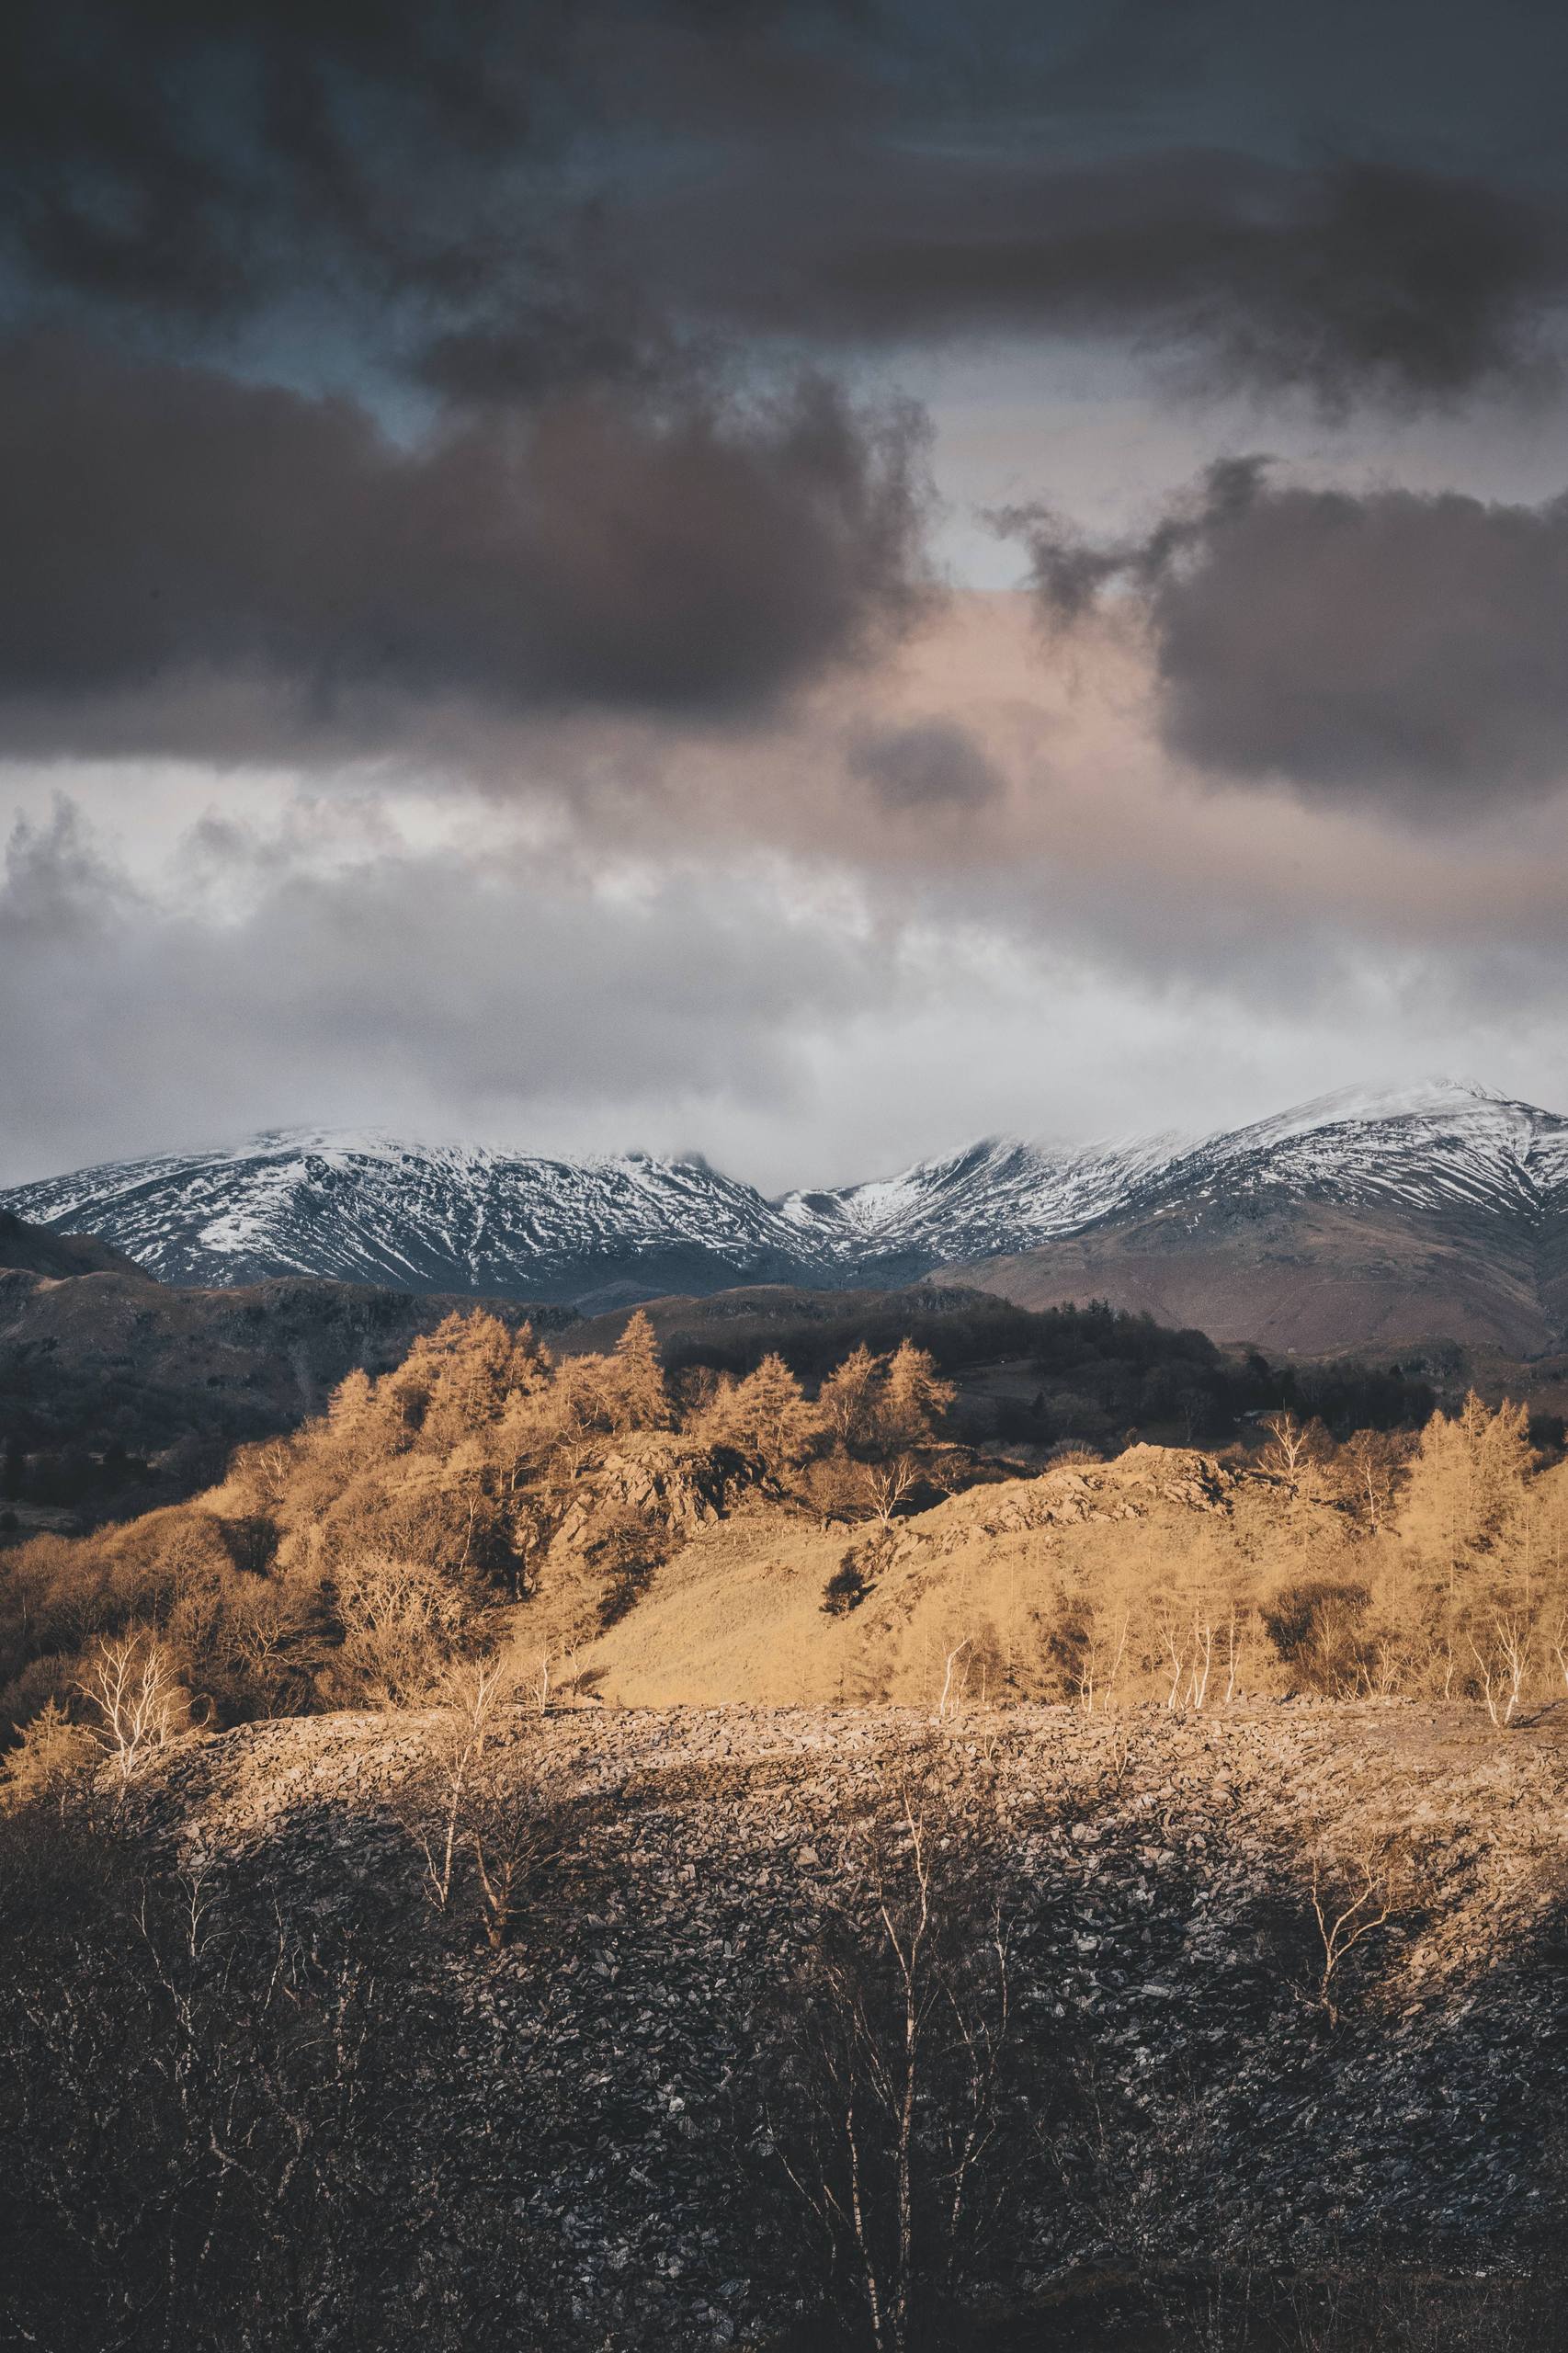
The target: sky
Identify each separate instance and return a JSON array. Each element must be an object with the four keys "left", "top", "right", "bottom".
[{"left": 5, "top": 0, "right": 1568, "bottom": 1189}]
